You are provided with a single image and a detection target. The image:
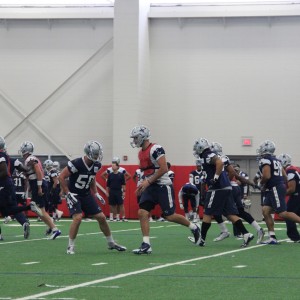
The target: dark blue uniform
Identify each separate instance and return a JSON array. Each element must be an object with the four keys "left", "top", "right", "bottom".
[
  {"left": 258, "top": 155, "right": 286, "bottom": 213},
  {"left": 285, "top": 166, "right": 300, "bottom": 241},
  {"left": 179, "top": 183, "right": 199, "bottom": 211},
  {"left": 200, "top": 149, "right": 238, "bottom": 216},
  {"left": 67, "top": 158, "right": 102, "bottom": 216},
  {"left": 107, "top": 172, "right": 125, "bottom": 205},
  {"left": 0, "top": 152, "right": 14, "bottom": 206}
]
